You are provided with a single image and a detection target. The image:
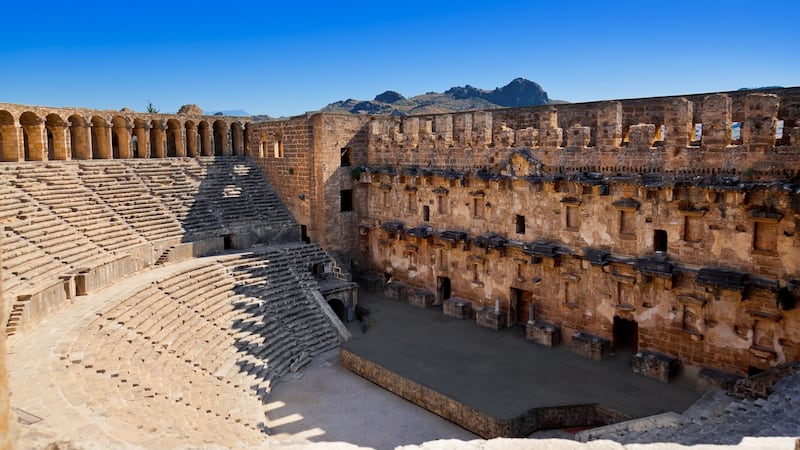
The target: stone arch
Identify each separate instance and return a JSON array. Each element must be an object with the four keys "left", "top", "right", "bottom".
[
  {"left": 166, "top": 119, "right": 182, "bottom": 157},
  {"left": 213, "top": 120, "right": 227, "bottom": 156},
  {"left": 90, "top": 115, "right": 111, "bottom": 159},
  {"left": 198, "top": 121, "right": 211, "bottom": 156},
  {"left": 0, "top": 110, "right": 20, "bottom": 162},
  {"left": 44, "top": 113, "right": 69, "bottom": 160},
  {"left": 132, "top": 118, "right": 149, "bottom": 158},
  {"left": 69, "top": 114, "right": 90, "bottom": 160},
  {"left": 111, "top": 116, "right": 131, "bottom": 159},
  {"left": 184, "top": 120, "right": 198, "bottom": 157},
  {"left": 230, "top": 122, "right": 243, "bottom": 155},
  {"left": 150, "top": 119, "right": 165, "bottom": 158},
  {"left": 327, "top": 298, "right": 347, "bottom": 322},
  {"left": 20, "top": 111, "right": 45, "bottom": 161}
]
